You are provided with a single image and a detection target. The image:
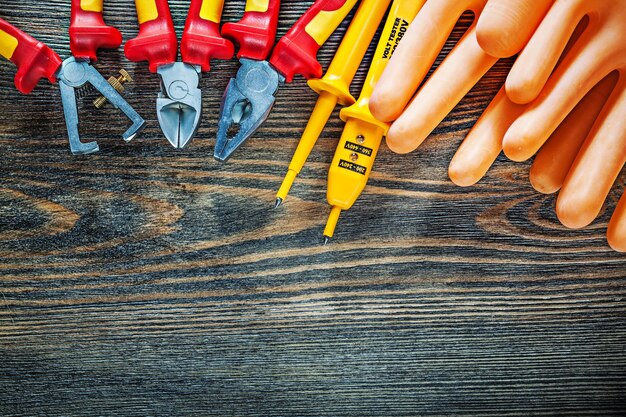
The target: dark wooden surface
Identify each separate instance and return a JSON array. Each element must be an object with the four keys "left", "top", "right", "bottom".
[{"left": 1, "top": 1, "right": 625, "bottom": 416}]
